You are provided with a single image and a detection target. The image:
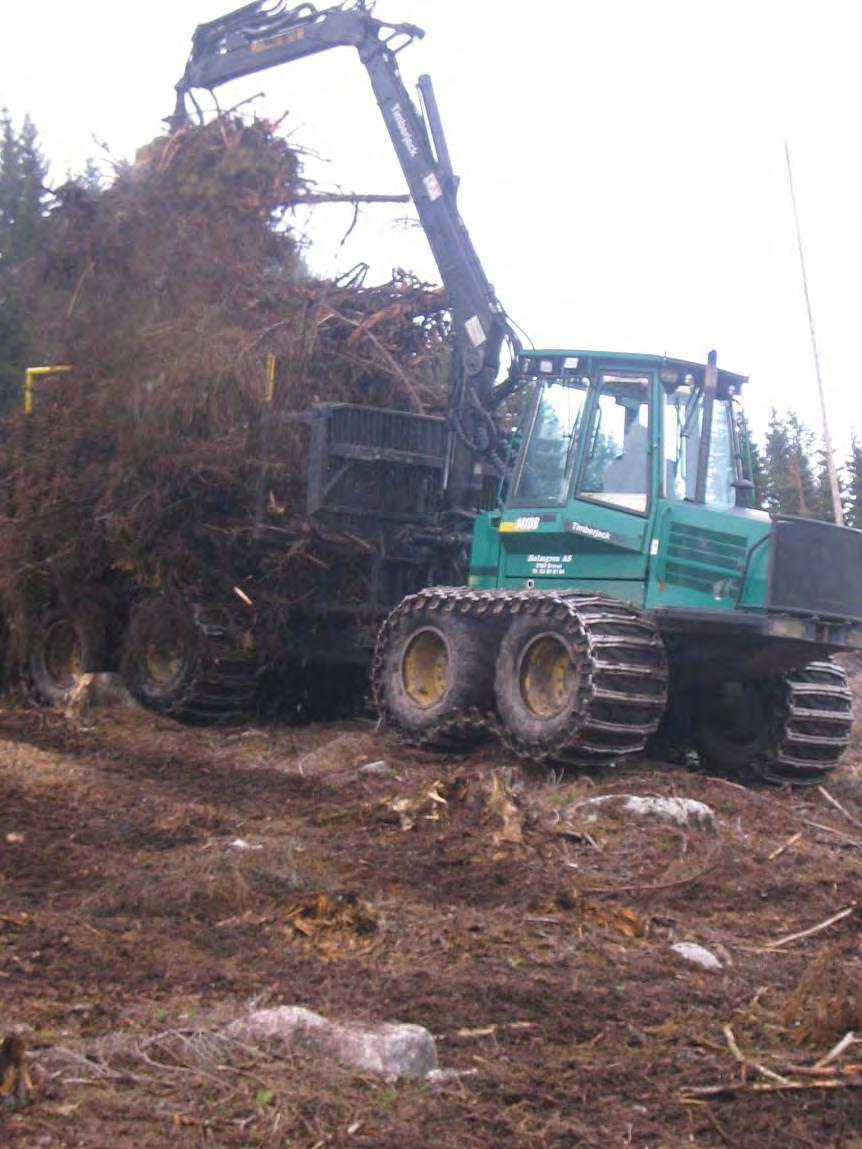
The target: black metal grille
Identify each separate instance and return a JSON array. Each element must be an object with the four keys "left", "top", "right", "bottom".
[
  {"left": 663, "top": 522, "right": 747, "bottom": 596},
  {"left": 770, "top": 517, "right": 862, "bottom": 622},
  {"left": 307, "top": 403, "right": 448, "bottom": 519},
  {"left": 327, "top": 406, "right": 447, "bottom": 456}
]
